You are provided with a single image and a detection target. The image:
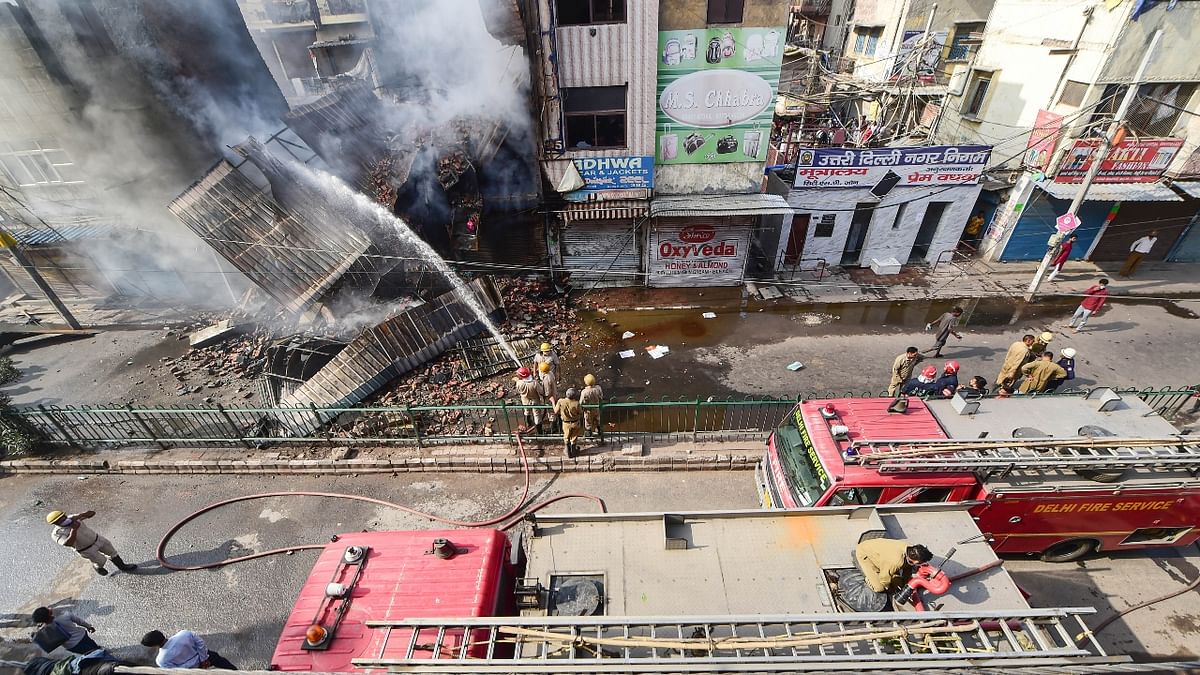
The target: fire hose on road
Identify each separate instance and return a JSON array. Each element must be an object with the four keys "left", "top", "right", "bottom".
[{"left": 155, "top": 433, "right": 606, "bottom": 571}]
